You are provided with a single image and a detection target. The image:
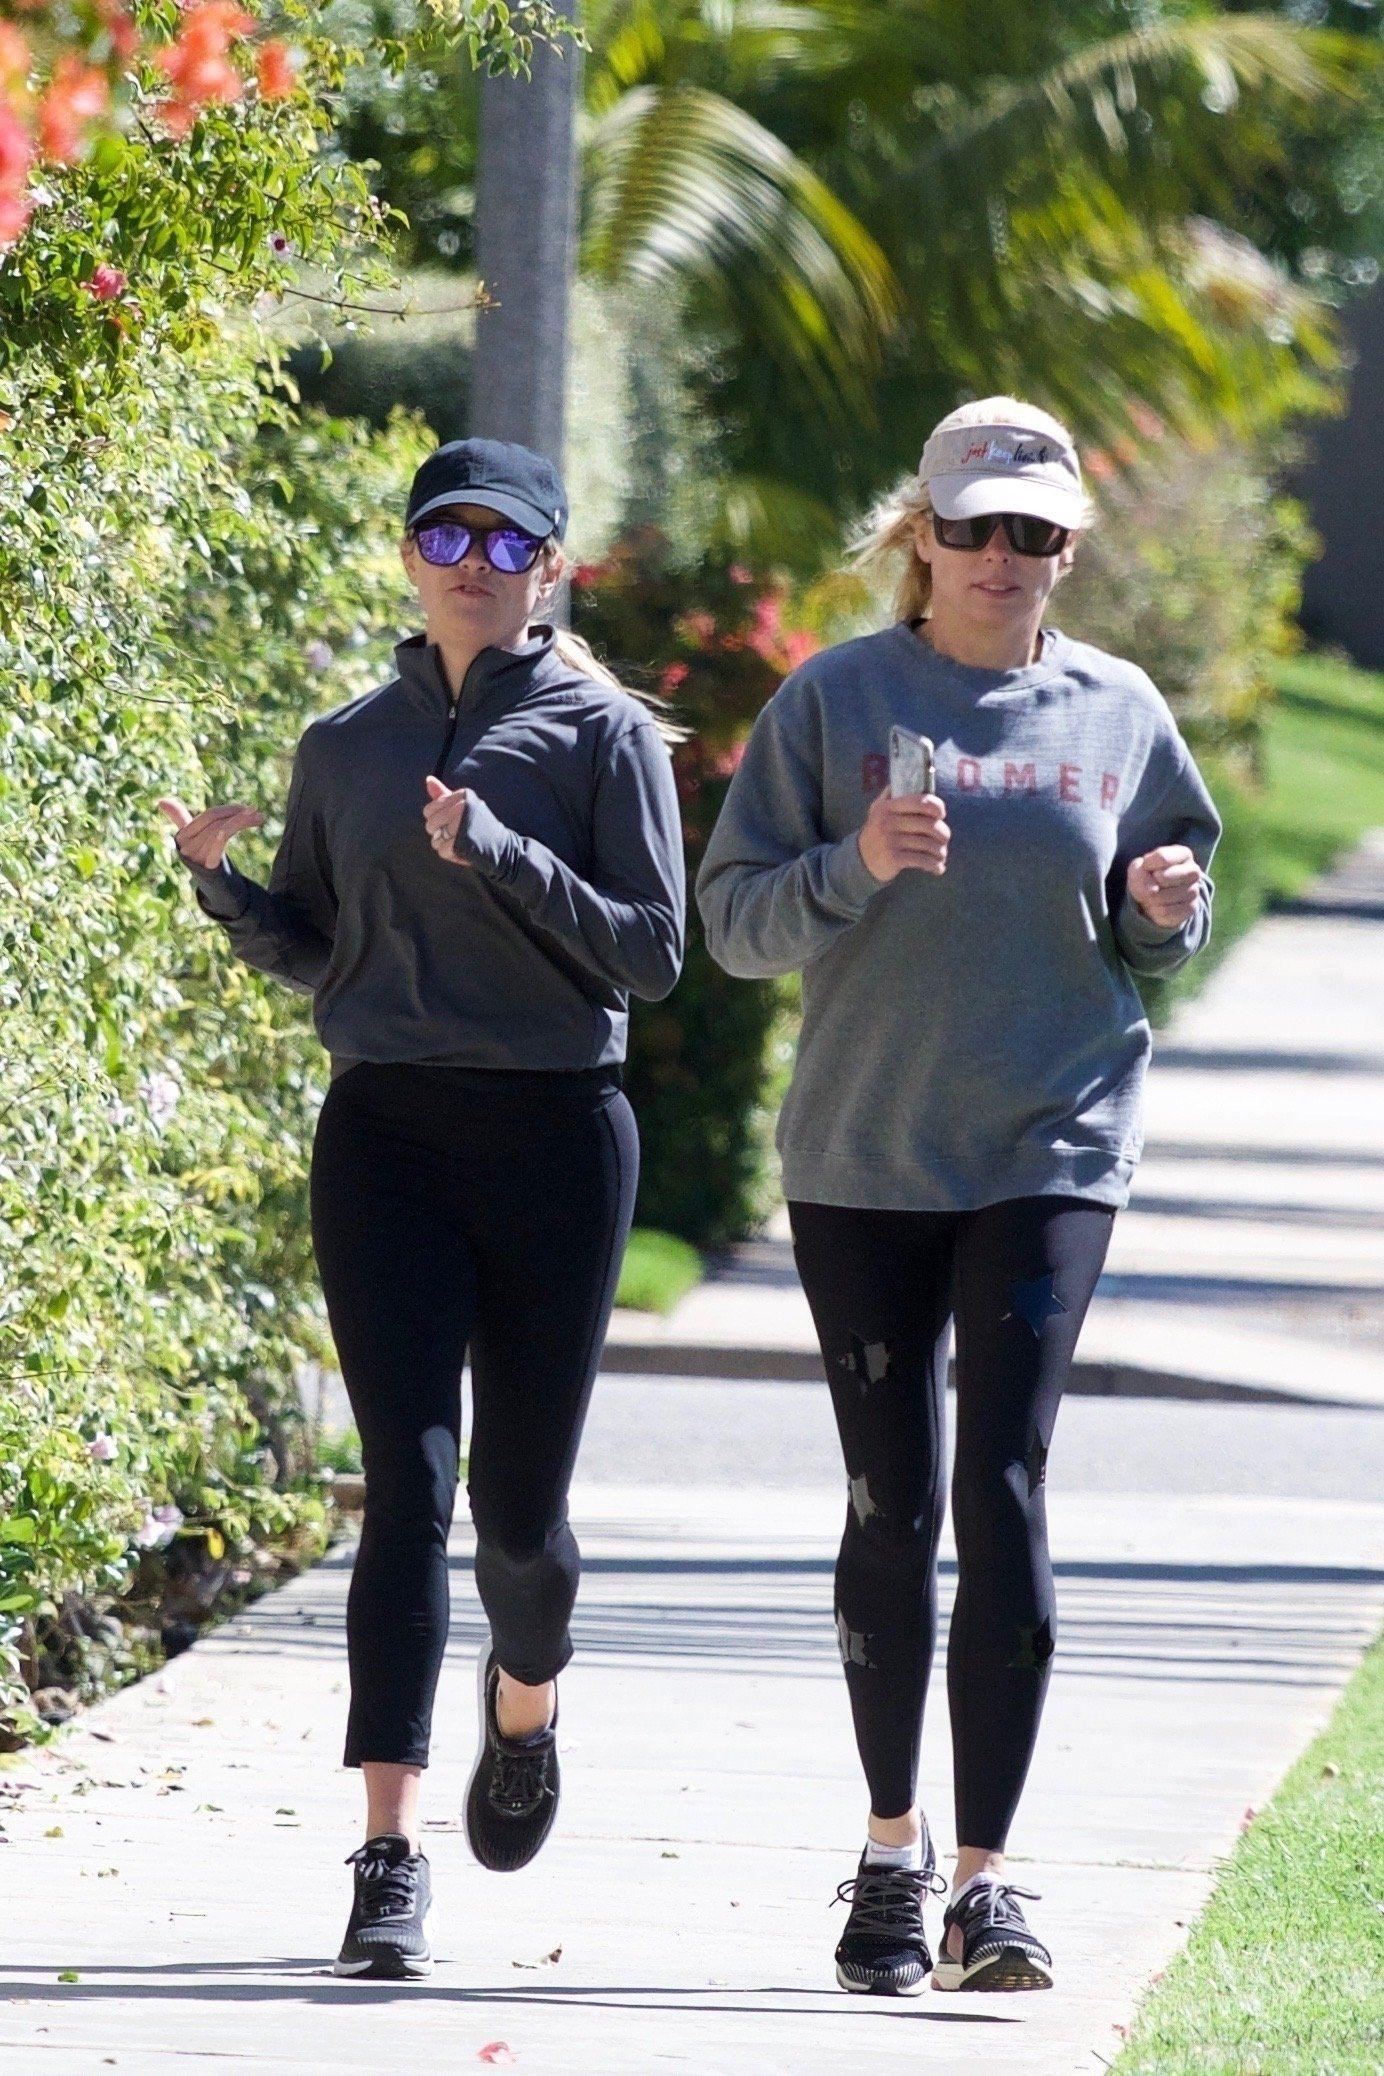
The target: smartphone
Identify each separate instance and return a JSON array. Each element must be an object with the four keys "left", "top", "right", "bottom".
[{"left": 889, "top": 724, "right": 936, "bottom": 799}]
